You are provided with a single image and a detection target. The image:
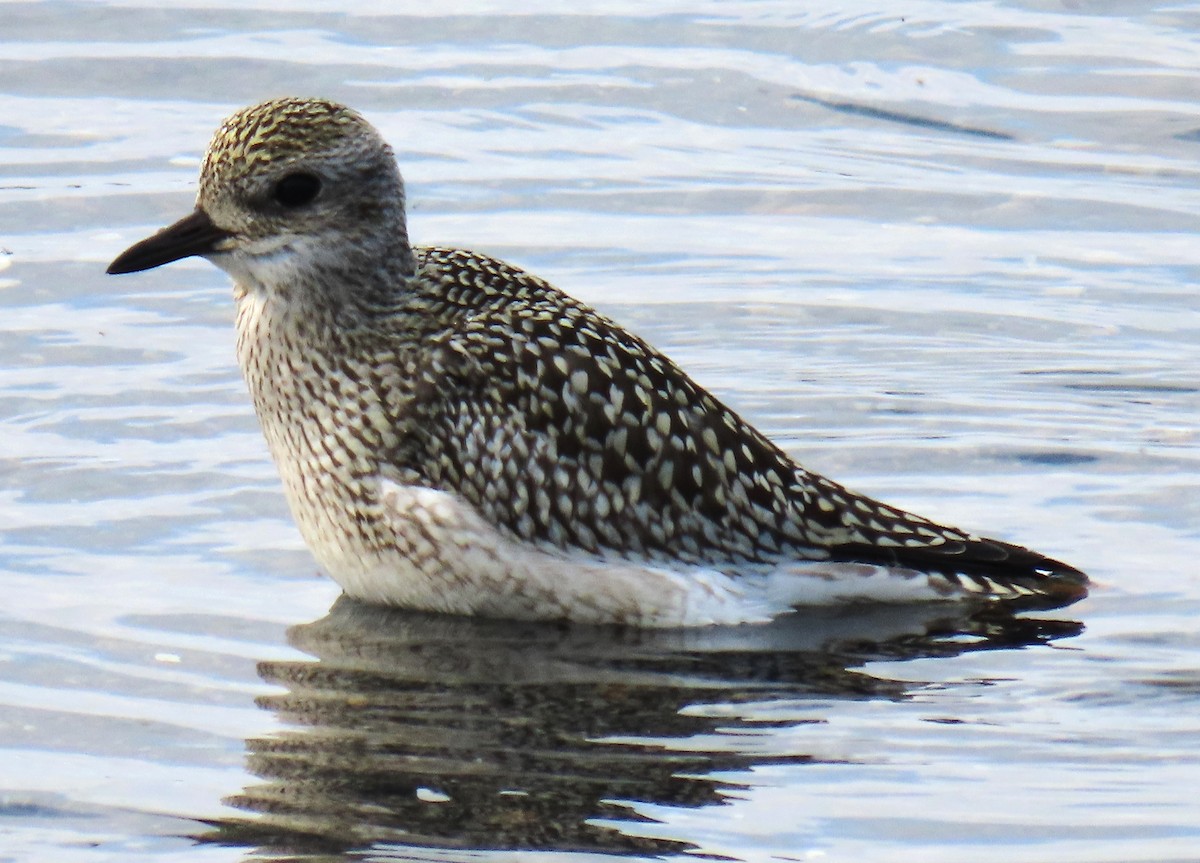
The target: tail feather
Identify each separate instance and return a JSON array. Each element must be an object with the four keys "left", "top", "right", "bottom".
[{"left": 829, "top": 536, "right": 1089, "bottom": 609}]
